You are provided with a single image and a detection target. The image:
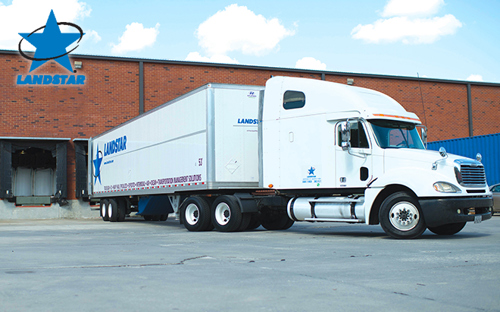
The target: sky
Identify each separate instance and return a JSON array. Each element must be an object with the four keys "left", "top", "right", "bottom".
[{"left": 1, "top": 0, "right": 499, "bottom": 83}]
